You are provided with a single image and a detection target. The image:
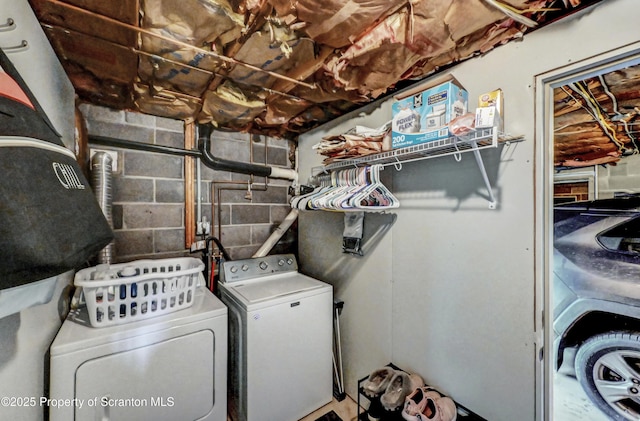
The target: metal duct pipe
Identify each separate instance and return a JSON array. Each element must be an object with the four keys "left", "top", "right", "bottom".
[
  {"left": 90, "top": 128, "right": 297, "bottom": 181},
  {"left": 197, "top": 124, "right": 297, "bottom": 181},
  {"left": 90, "top": 135, "right": 201, "bottom": 157},
  {"left": 91, "top": 152, "right": 114, "bottom": 264}
]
